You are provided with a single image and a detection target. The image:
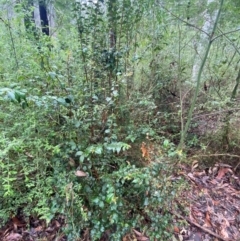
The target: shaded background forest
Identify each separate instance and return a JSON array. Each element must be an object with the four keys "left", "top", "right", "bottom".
[{"left": 0, "top": 0, "right": 240, "bottom": 240}]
